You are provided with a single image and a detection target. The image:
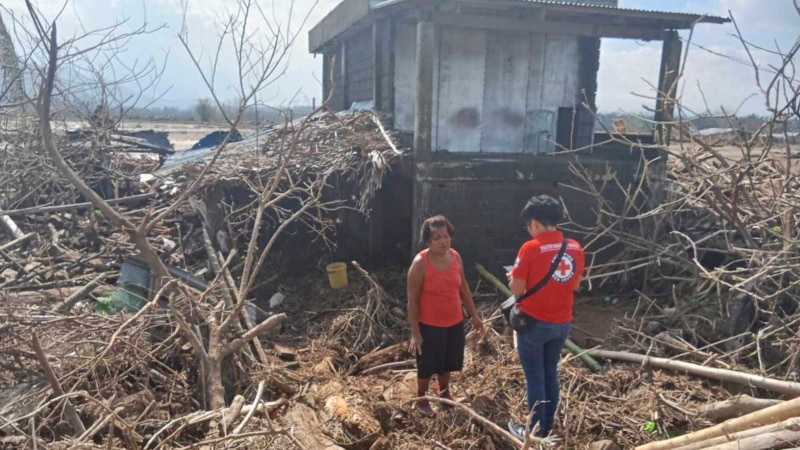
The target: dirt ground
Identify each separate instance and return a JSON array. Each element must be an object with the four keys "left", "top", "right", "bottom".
[{"left": 571, "top": 297, "right": 625, "bottom": 346}]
